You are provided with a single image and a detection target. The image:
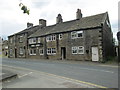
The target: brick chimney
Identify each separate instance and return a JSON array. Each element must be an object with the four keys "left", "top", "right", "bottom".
[
  {"left": 27, "top": 22, "right": 33, "bottom": 28},
  {"left": 56, "top": 14, "right": 63, "bottom": 24},
  {"left": 76, "top": 9, "right": 82, "bottom": 20},
  {"left": 39, "top": 19, "right": 46, "bottom": 28}
]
